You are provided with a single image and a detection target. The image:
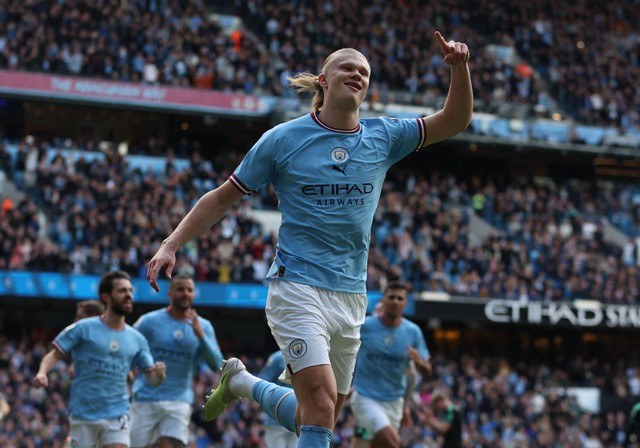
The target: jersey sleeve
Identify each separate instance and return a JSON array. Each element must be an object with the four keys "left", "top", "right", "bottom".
[
  {"left": 413, "top": 324, "right": 430, "bottom": 360},
  {"left": 198, "top": 319, "right": 224, "bottom": 371},
  {"left": 230, "top": 128, "right": 278, "bottom": 194},
  {"left": 382, "top": 116, "right": 427, "bottom": 166},
  {"left": 132, "top": 330, "right": 155, "bottom": 371},
  {"left": 53, "top": 321, "right": 84, "bottom": 358}
]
